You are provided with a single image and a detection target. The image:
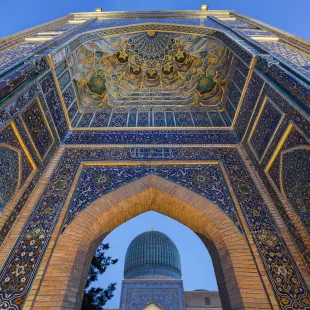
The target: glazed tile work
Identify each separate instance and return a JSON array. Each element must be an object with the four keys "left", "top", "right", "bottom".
[
  {"left": 0, "top": 17, "right": 97, "bottom": 103},
  {"left": 0, "top": 124, "right": 33, "bottom": 186},
  {"left": 256, "top": 55, "right": 310, "bottom": 111},
  {"left": 0, "top": 147, "right": 309, "bottom": 309},
  {"left": 22, "top": 100, "right": 53, "bottom": 158},
  {"left": 255, "top": 77, "right": 309, "bottom": 136},
  {"left": 64, "top": 129, "right": 238, "bottom": 145},
  {"left": 0, "top": 56, "right": 49, "bottom": 102},
  {"left": 243, "top": 125, "right": 310, "bottom": 268},
  {"left": 0, "top": 42, "right": 42, "bottom": 73},
  {"left": 259, "top": 40, "right": 310, "bottom": 78},
  {"left": 46, "top": 17, "right": 263, "bottom": 58},
  {"left": 234, "top": 72, "right": 265, "bottom": 140},
  {"left": 239, "top": 69, "right": 310, "bottom": 266},
  {"left": 0, "top": 146, "right": 20, "bottom": 212},
  {"left": 281, "top": 148, "right": 310, "bottom": 228},
  {"left": 0, "top": 17, "right": 93, "bottom": 75},
  {"left": 0, "top": 10, "right": 310, "bottom": 310},
  {"left": 72, "top": 106, "right": 235, "bottom": 128},
  {"left": 40, "top": 73, "right": 69, "bottom": 140},
  {"left": 249, "top": 99, "right": 283, "bottom": 161},
  {"left": 0, "top": 71, "right": 61, "bottom": 244},
  {"left": 0, "top": 143, "right": 57, "bottom": 245},
  {"left": 52, "top": 23, "right": 260, "bottom": 75},
  {"left": 0, "top": 84, "right": 40, "bottom": 128},
  {"left": 120, "top": 281, "right": 185, "bottom": 309},
  {"left": 63, "top": 164, "right": 241, "bottom": 231},
  {"left": 268, "top": 127, "right": 310, "bottom": 233}
]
